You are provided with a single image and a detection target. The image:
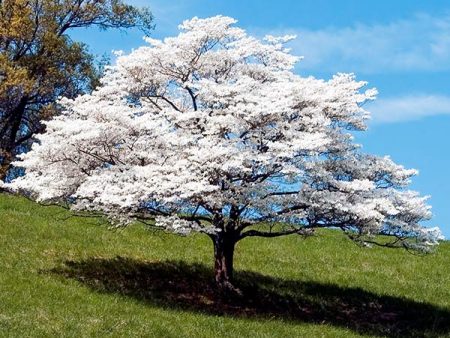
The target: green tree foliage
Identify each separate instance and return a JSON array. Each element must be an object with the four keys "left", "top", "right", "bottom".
[{"left": 0, "top": 0, "right": 153, "bottom": 180}]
